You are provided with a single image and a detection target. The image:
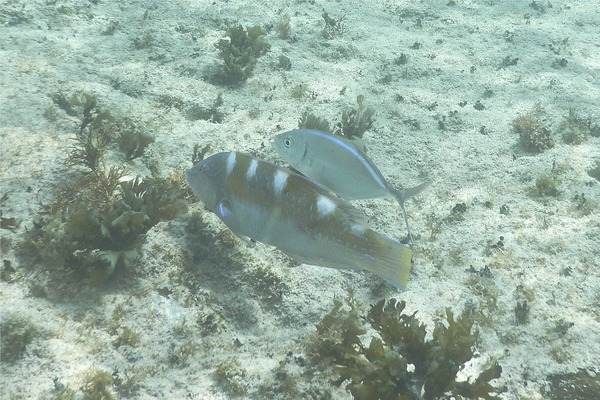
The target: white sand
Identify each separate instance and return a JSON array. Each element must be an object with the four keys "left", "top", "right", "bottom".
[{"left": 1, "top": 0, "right": 599, "bottom": 399}]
